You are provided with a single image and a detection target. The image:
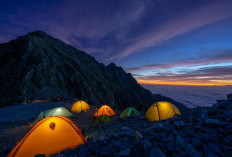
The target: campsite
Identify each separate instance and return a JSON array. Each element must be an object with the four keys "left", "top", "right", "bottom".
[
  {"left": 1, "top": 97, "right": 232, "bottom": 156},
  {"left": 1, "top": 0, "right": 232, "bottom": 156},
  {"left": 2, "top": 100, "right": 182, "bottom": 156}
]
